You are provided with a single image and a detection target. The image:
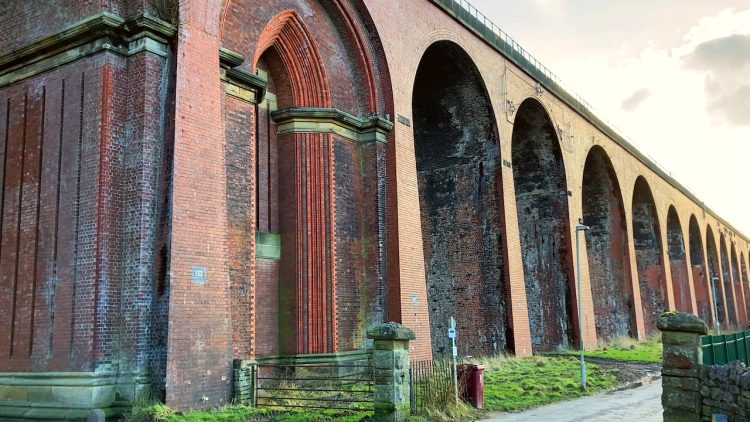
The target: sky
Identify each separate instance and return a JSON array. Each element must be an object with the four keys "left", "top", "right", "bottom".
[{"left": 470, "top": 0, "right": 750, "bottom": 236}]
